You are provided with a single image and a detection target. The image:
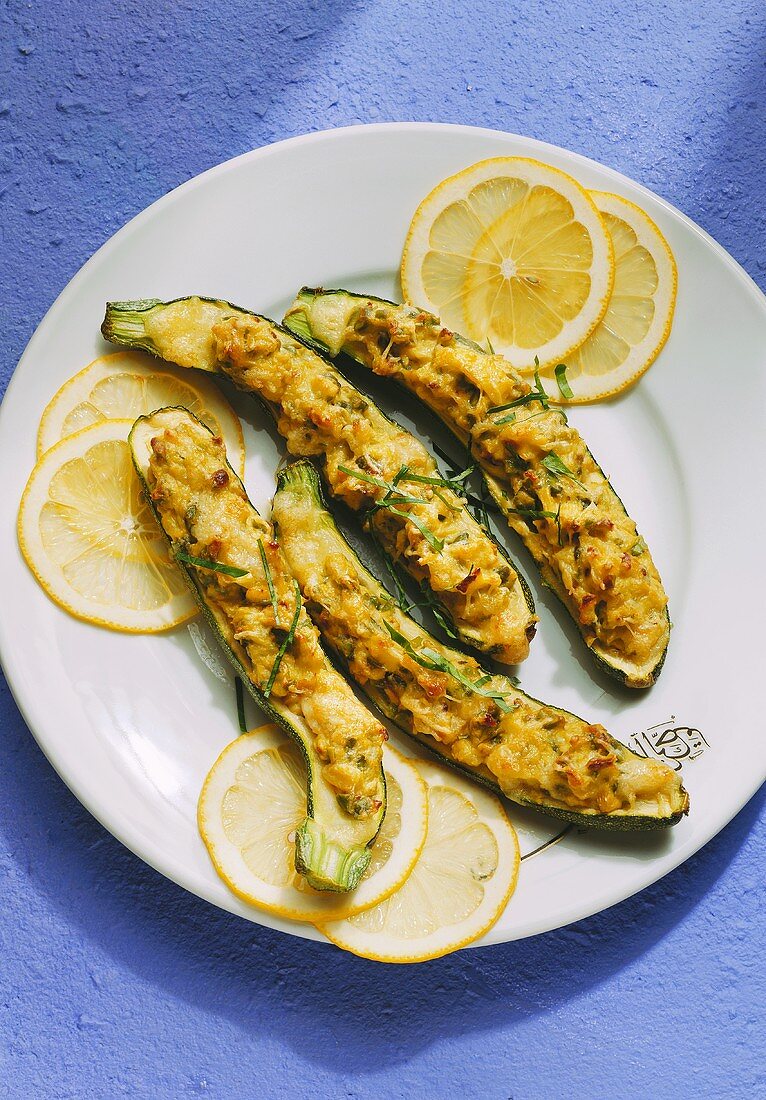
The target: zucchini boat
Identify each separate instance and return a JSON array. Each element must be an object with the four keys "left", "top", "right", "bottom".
[
  {"left": 129, "top": 406, "right": 386, "bottom": 892},
  {"left": 272, "top": 460, "right": 688, "bottom": 829},
  {"left": 102, "top": 297, "right": 537, "bottom": 665},
  {"left": 285, "top": 289, "right": 670, "bottom": 689}
]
